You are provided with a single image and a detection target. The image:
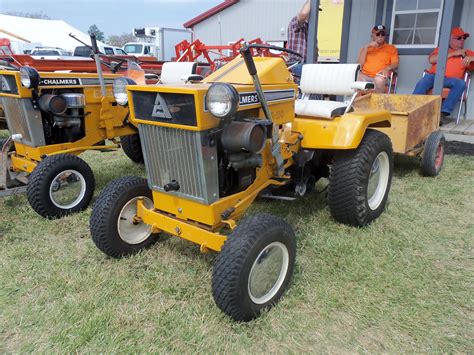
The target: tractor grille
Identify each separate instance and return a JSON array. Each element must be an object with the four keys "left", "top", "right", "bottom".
[
  {"left": 139, "top": 124, "right": 219, "bottom": 204},
  {"left": 0, "top": 97, "right": 45, "bottom": 146}
]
